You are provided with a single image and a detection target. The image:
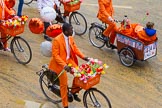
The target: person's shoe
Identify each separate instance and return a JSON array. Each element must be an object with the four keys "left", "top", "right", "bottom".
[
  {"left": 4, "top": 47, "right": 11, "bottom": 52},
  {"left": 44, "top": 35, "right": 52, "bottom": 41},
  {"left": 110, "top": 44, "right": 117, "bottom": 49},
  {"left": 73, "top": 94, "right": 81, "bottom": 102},
  {"left": 102, "top": 35, "right": 108, "bottom": 41}
]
